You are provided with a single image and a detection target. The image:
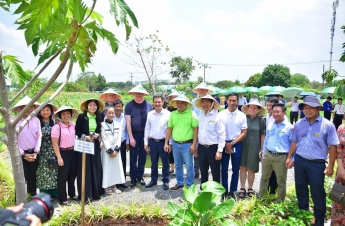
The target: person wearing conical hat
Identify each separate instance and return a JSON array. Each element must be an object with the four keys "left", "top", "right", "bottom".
[
  {"left": 195, "top": 95, "right": 225, "bottom": 186},
  {"left": 51, "top": 105, "right": 78, "bottom": 205},
  {"left": 164, "top": 95, "right": 198, "bottom": 190},
  {"left": 191, "top": 82, "right": 213, "bottom": 179},
  {"left": 75, "top": 98, "right": 106, "bottom": 201},
  {"left": 238, "top": 100, "right": 266, "bottom": 198},
  {"left": 36, "top": 103, "right": 59, "bottom": 199},
  {"left": 100, "top": 88, "right": 121, "bottom": 121},
  {"left": 125, "top": 84, "right": 152, "bottom": 188},
  {"left": 13, "top": 96, "right": 42, "bottom": 196}
]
